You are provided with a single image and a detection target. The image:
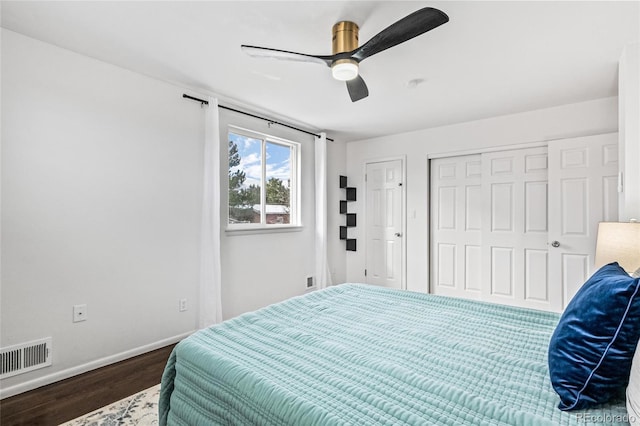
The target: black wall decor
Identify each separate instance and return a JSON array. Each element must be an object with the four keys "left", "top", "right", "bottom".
[{"left": 339, "top": 175, "right": 357, "bottom": 251}]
